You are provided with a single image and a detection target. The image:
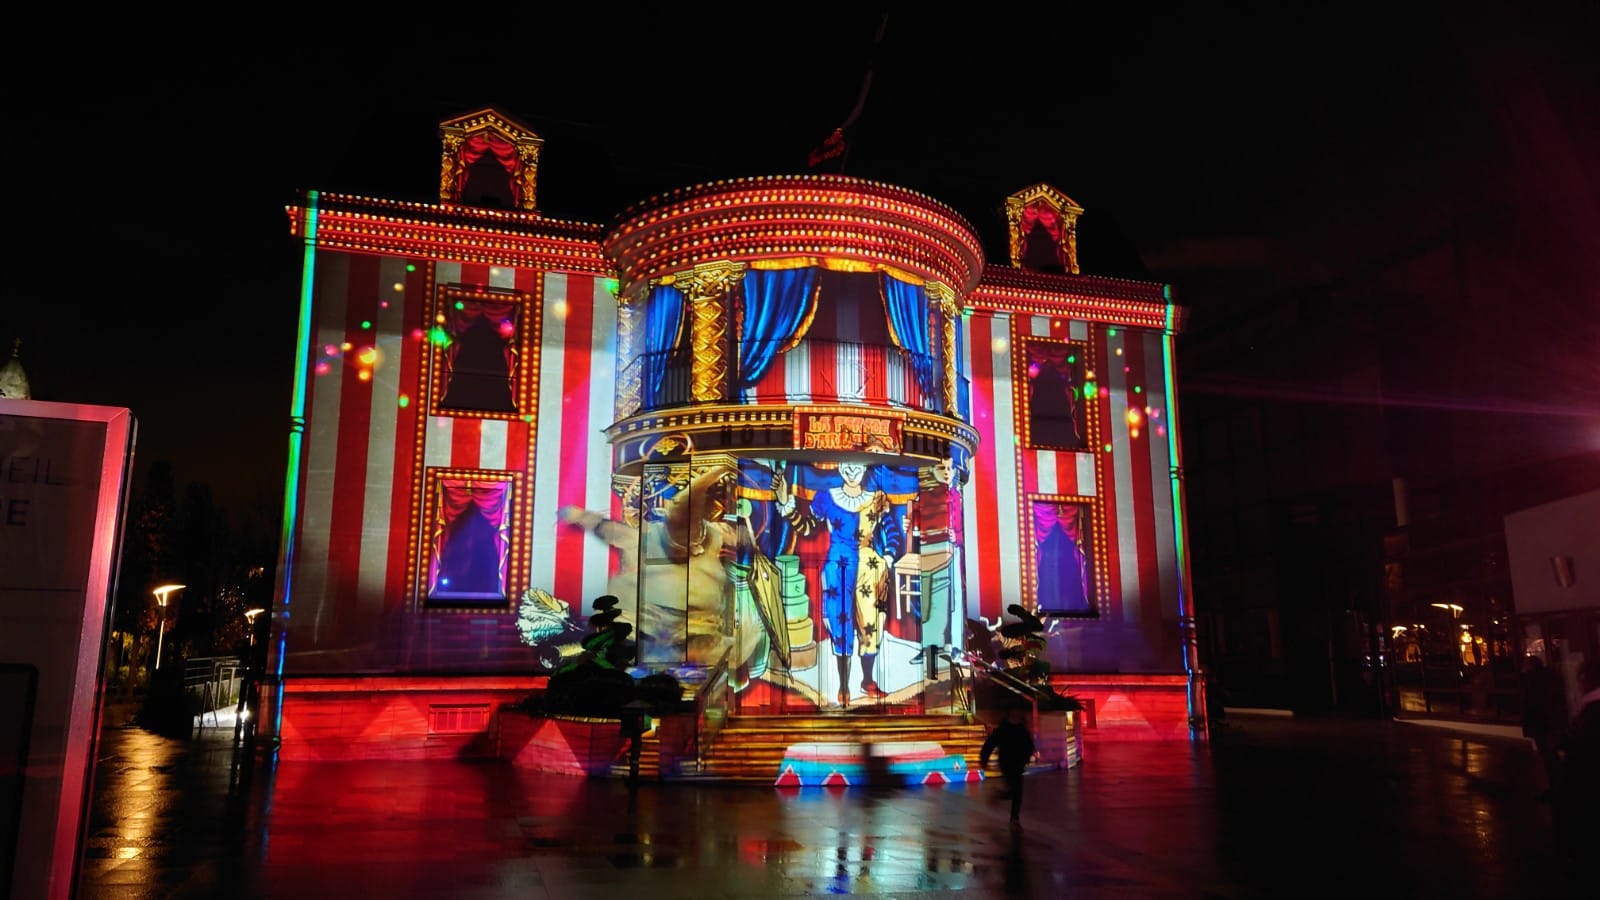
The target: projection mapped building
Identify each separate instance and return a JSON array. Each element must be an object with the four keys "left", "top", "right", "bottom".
[{"left": 264, "top": 107, "right": 1198, "bottom": 774}]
